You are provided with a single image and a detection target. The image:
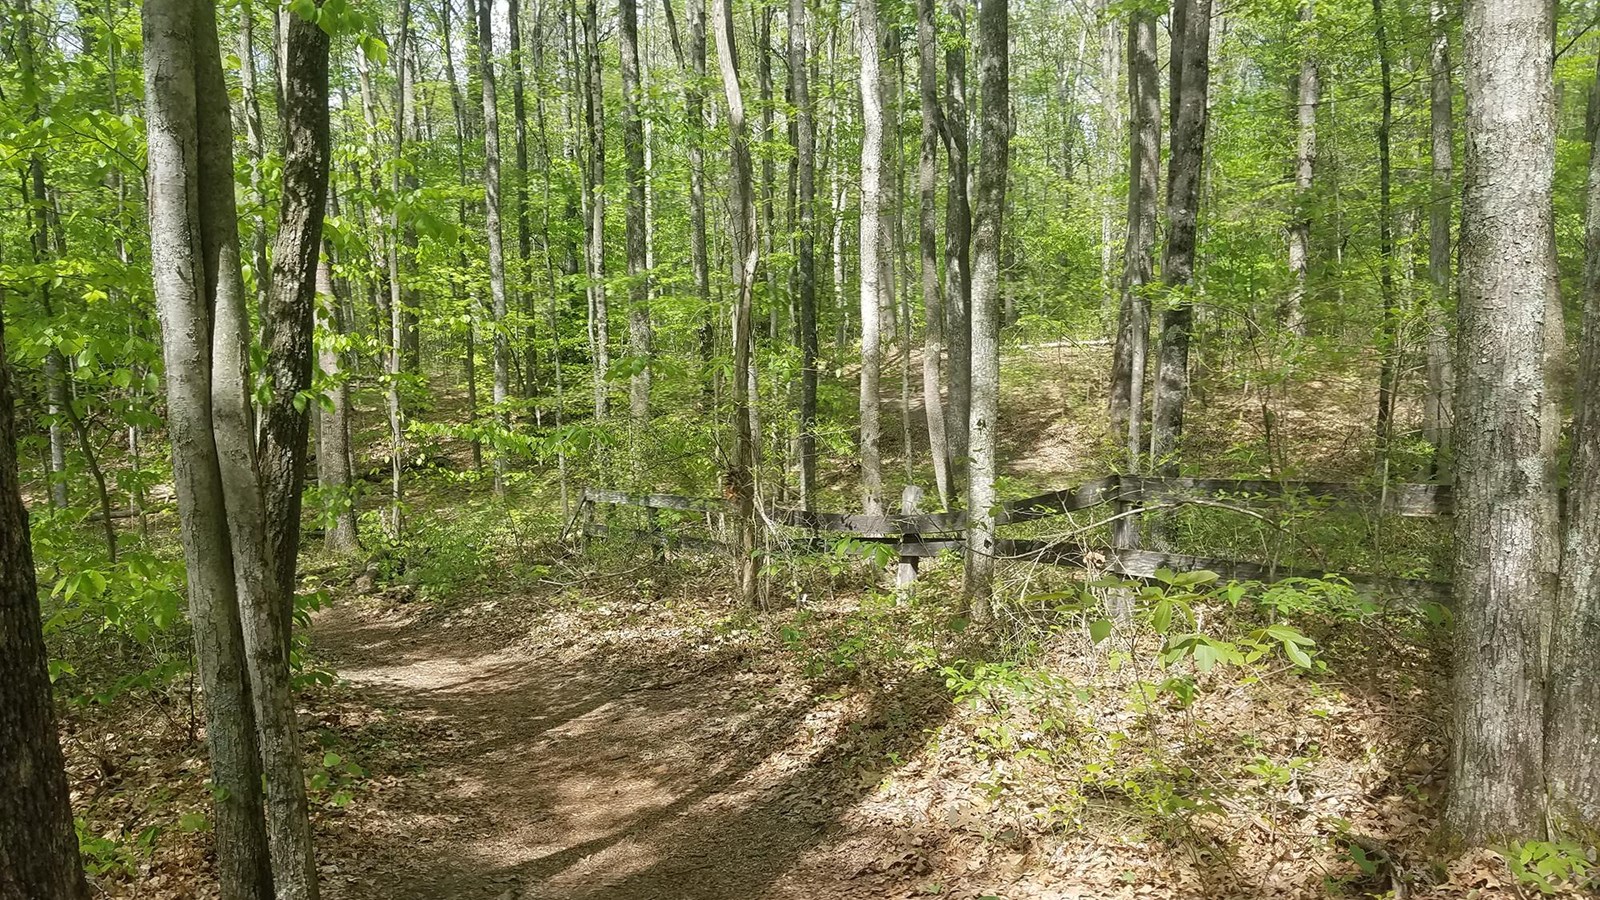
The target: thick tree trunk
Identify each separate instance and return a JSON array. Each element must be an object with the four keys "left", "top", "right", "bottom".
[
  {"left": 479, "top": 0, "right": 512, "bottom": 497},
  {"left": 1423, "top": 0, "right": 1455, "bottom": 469},
  {"left": 1547, "top": 85, "right": 1600, "bottom": 833},
  {"left": 858, "top": 0, "right": 886, "bottom": 518},
  {"left": 0, "top": 305, "right": 87, "bottom": 900},
  {"left": 1448, "top": 0, "right": 1559, "bottom": 842},
  {"left": 142, "top": 0, "right": 275, "bottom": 893},
  {"left": 712, "top": 0, "right": 759, "bottom": 607},
  {"left": 963, "top": 0, "right": 1007, "bottom": 617},
  {"left": 942, "top": 0, "right": 971, "bottom": 474},
  {"left": 621, "top": 0, "right": 652, "bottom": 438},
  {"left": 790, "top": 0, "right": 818, "bottom": 510},
  {"left": 916, "top": 0, "right": 951, "bottom": 509},
  {"left": 1283, "top": 0, "right": 1315, "bottom": 337},
  {"left": 1107, "top": 13, "right": 1158, "bottom": 465},
  {"left": 1148, "top": 0, "right": 1211, "bottom": 476}
]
